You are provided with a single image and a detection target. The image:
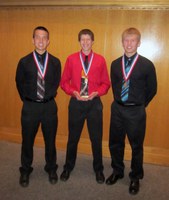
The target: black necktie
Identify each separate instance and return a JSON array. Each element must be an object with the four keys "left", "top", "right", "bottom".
[{"left": 84, "top": 56, "right": 88, "bottom": 71}]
